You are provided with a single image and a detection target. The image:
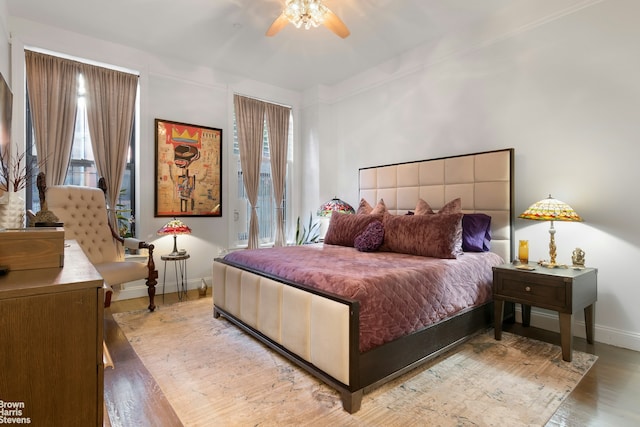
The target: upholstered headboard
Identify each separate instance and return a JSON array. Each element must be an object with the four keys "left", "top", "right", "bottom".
[{"left": 359, "top": 148, "right": 514, "bottom": 262}]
